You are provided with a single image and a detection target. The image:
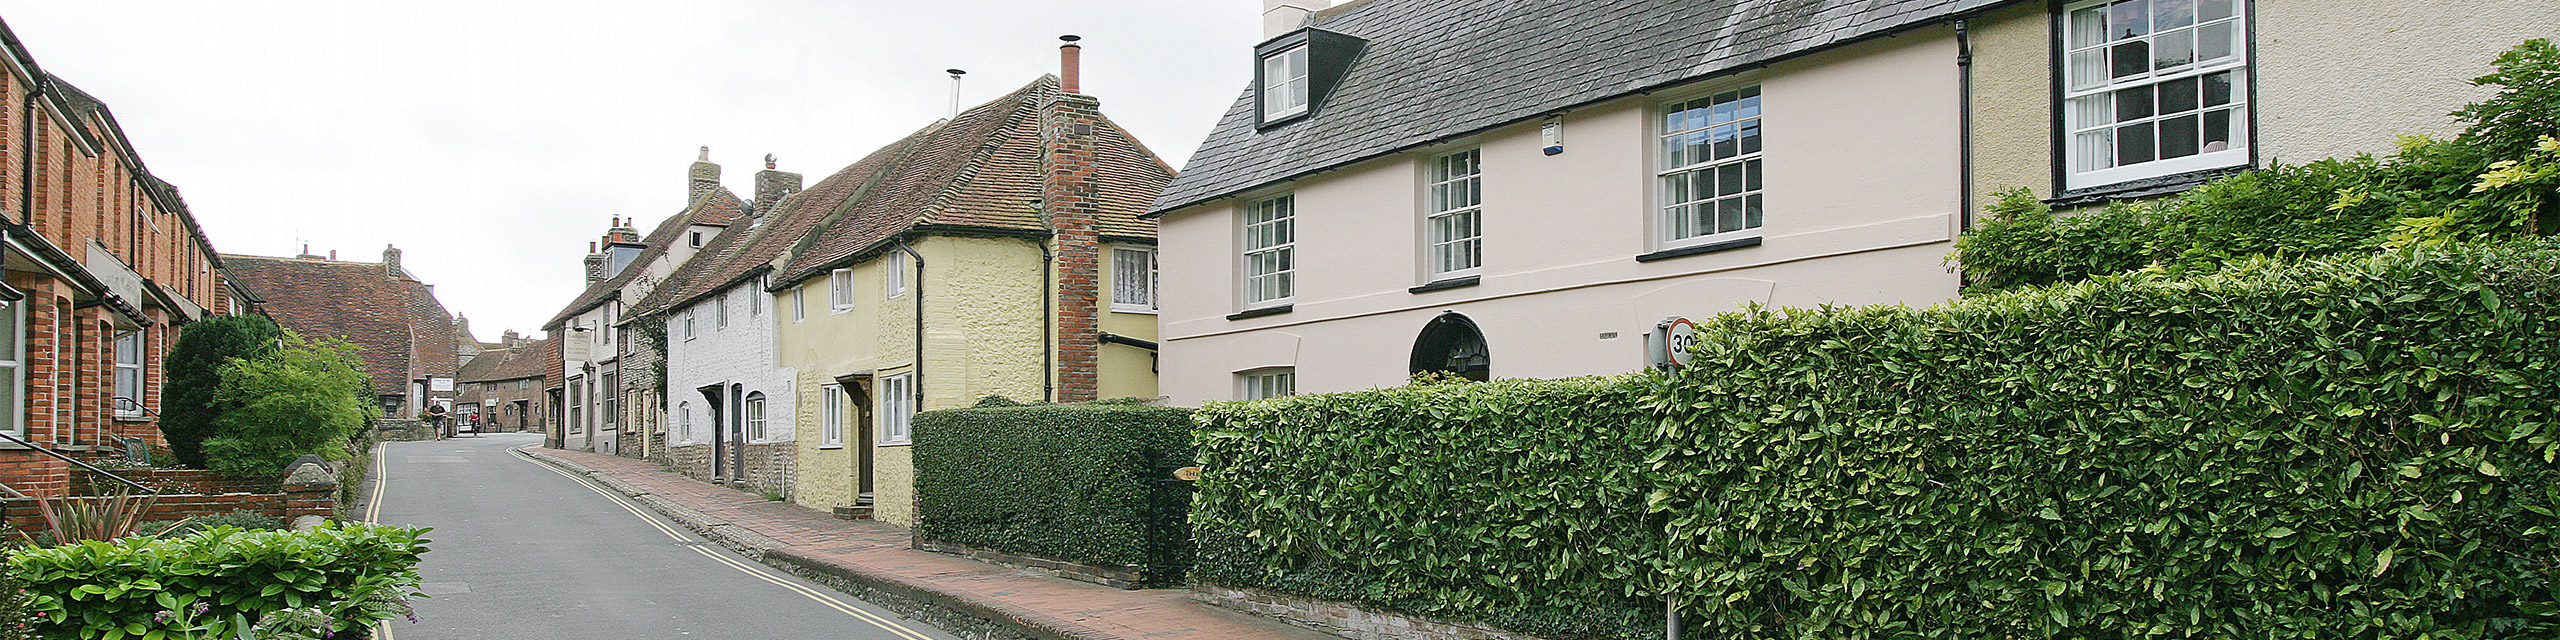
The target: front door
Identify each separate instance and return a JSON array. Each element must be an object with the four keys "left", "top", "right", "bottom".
[
  {"left": 698, "top": 385, "right": 726, "bottom": 480},
  {"left": 835, "top": 377, "right": 876, "bottom": 505}
]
